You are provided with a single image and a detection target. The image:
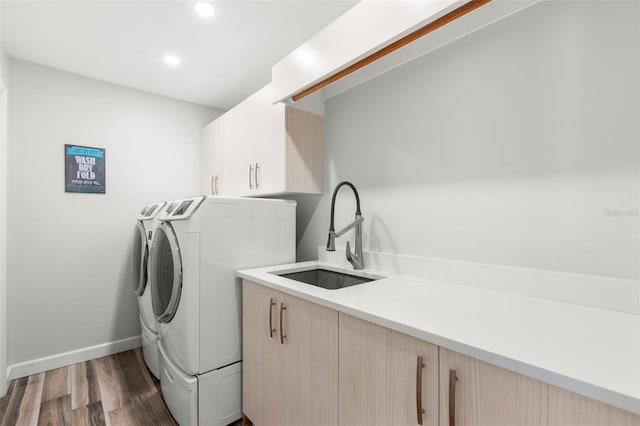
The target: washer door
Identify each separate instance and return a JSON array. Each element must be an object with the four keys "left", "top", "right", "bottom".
[
  {"left": 149, "top": 221, "right": 182, "bottom": 323},
  {"left": 132, "top": 221, "right": 148, "bottom": 297}
]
